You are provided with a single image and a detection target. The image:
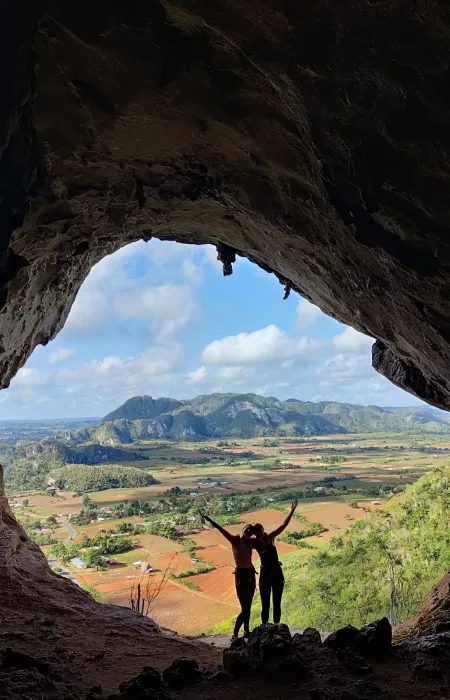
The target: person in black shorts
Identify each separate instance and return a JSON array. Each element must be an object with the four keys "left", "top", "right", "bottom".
[
  {"left": 253, "top": 499, "right": 298, "bottom": 624},
  {"left": 200, "top": 512, "right": 256, "bottom": 639}
]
